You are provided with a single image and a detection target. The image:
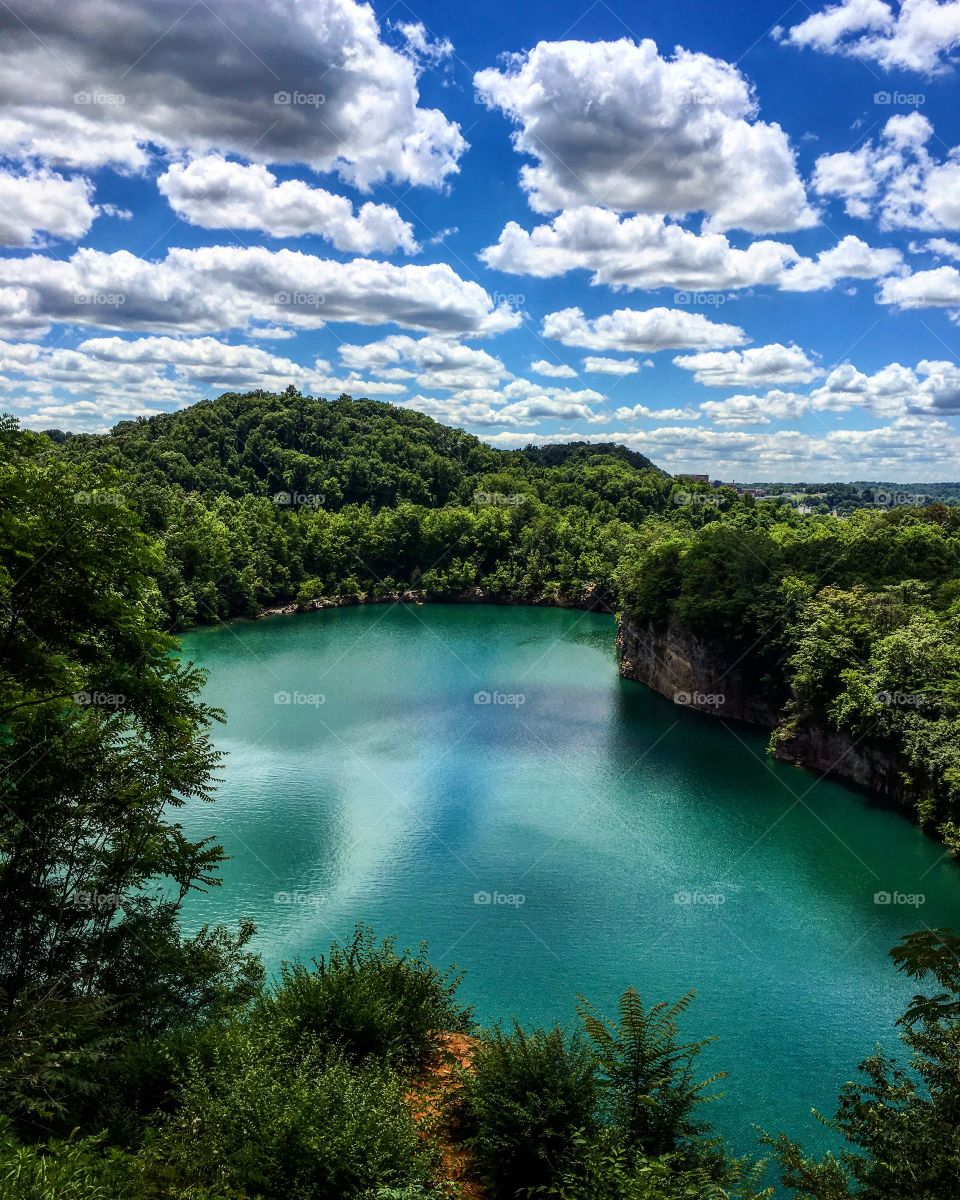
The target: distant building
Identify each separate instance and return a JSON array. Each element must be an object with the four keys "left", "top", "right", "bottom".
[{"left": 676, "top": 473, "right": 709, "bottom": 484}]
